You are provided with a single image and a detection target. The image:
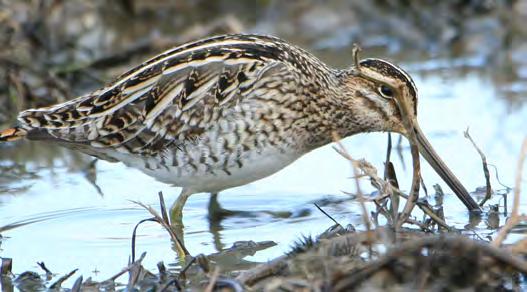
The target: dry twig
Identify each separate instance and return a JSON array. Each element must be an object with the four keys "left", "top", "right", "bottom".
[
  {"left": 204, "top": 266, "right": 221, "bottom": 292},
  {"left": 36, "top": 262, "right": 52, "bottom": 280},
  {"left": 236, "top": 256, "right": 288, "bottom": 286},
  {"left": 415, "top": 200, "right": 453, "bottom": 230},
  {"left": 314, "top": 203, "right": 341, "bottom": 226},
  {"left": 104, "top": 252, "right": 147, "bottom": 283},
  {"left": 49, "top": 269, "right": 78, "bottom": 289},
  {"left": 332, "top": 132, "right": 372, "bottom": 231},
  {"left": 385, "top": 133, "right": 400, "bottom": 223},
  {"left": 393, "top": 90, "right": 421, "bottom": 229},
  {"left": 131, "top": 218, "right": 157, "bottom": 262},
  {"left": 492, "top": 137, "right": 527, "bottom": 246},
  {"left": 70, "top": 276, "right": 83, "bottom": 292},
  {"left": 464, "top": 128, "right": 493, "bottom": 206},
  {"left": 132, "top": 192, "right": 190, "bottom": 257},
  {"left": 1, "top": 258, "right": 12, "bottom": 276}
]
